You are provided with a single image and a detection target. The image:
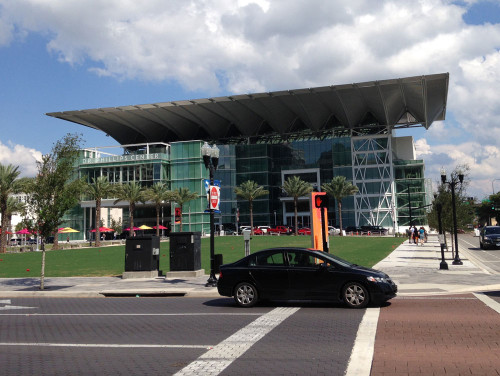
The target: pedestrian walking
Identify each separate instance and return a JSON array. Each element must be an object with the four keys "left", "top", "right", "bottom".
[
  {"left": 419, "top": 227, "right": 425, "bottom": 245},
  {"left": 412, "top": 226, "right": 418, "bottom": 244},
  {"left": 408, "top": 227, "right": 413, "bottom": 243}
]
